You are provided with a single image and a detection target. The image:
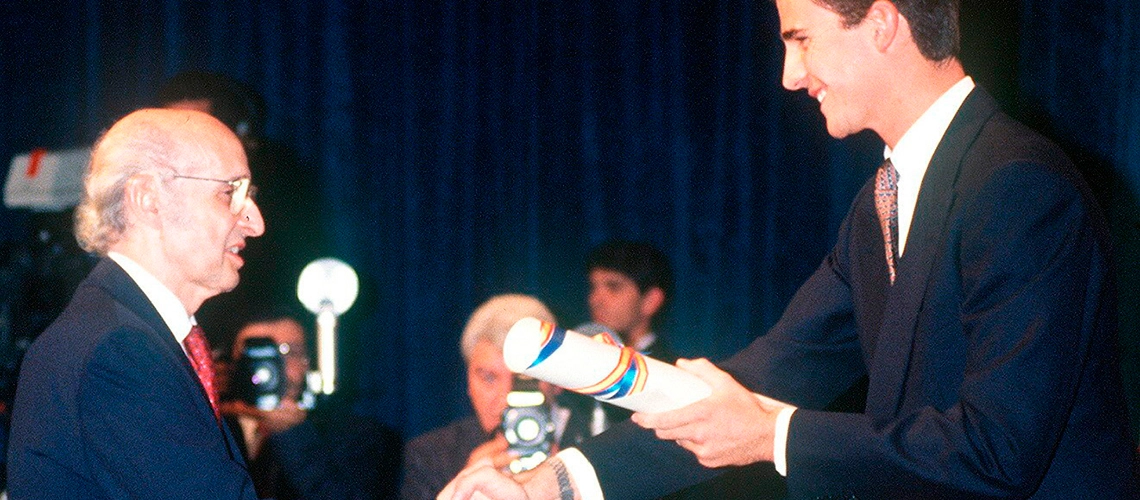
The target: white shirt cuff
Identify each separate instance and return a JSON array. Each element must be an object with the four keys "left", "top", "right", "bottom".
[
  {"left": 773, "top": 407, "right": 796, "bottom": 476},
  {"left": 555, "top": 447, "right": 604, "bottom": 500}
]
